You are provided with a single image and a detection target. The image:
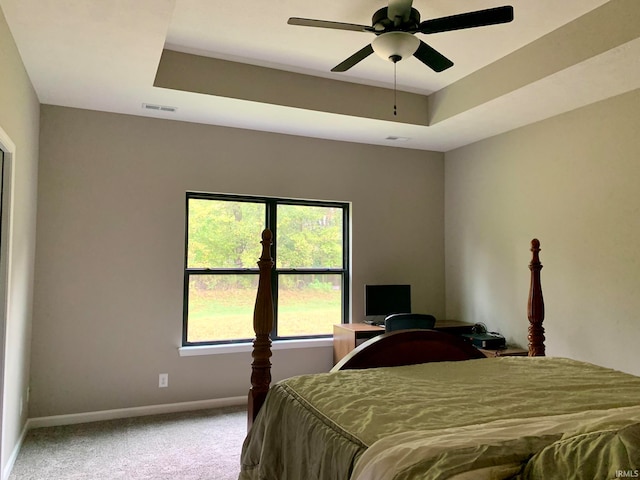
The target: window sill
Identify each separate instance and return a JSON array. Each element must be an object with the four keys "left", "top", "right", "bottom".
[{"left": 178, "top": 337, "right": 333, "bottom": 357}]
